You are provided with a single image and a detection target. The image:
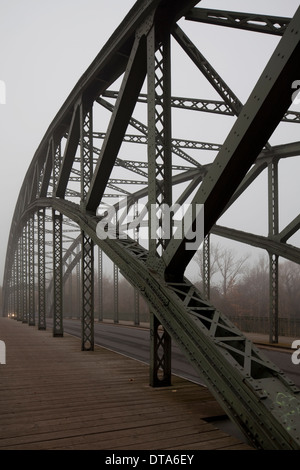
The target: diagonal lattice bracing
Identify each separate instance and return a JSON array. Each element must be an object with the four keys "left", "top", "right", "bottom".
[
  {"left": 52, "top": 210, "right": 63, "bottom": 337},
  {"left": 81, "top": 231, "right": 94, "bottom": 351},
  {"left": 38, "top": 208, "right": 46, "bottom": 330},
  {"left": 147, "top": 25, "right": 172, "bottom": 263},
  {"left": 27, "top": 215, "right": 35, "bottom": 326}
]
